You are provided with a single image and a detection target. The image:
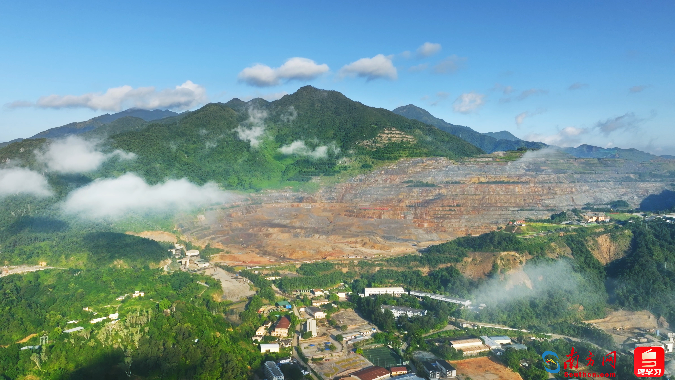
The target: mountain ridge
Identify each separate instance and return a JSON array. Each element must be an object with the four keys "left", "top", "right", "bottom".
[{"left": 392, "top": 104, "right": 546, "bottom": 153}]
